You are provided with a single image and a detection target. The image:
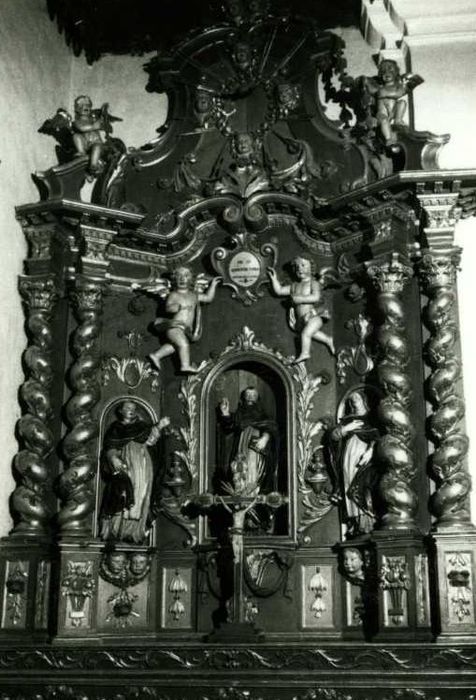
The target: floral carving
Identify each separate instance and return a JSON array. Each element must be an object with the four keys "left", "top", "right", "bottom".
[
  {"left": 61, "top": 561, "right": 95, "bottom": 628},
  {"left": 446, "top": 552, "right": 474, "bottom": 624},
  {"left": 168, "top": 569, "right": 188, "bottom": 622},
  {"left": 380, "top": 556, "right": 410, "bottom": 626},
  {"left": 101, "top": 329, "right": 160, "bottom": 392},
  {"left": 106, "top": 588, "right": 140, "bottom": 627},
  {"left": 308, "top": 566, "right": 328, "bottom": 618},
  {"left": 4, "top": 562, "right": 28, "bottom": 626},
  {"left": 336, "top": 313, "right": 374, "bottom": 384}
]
